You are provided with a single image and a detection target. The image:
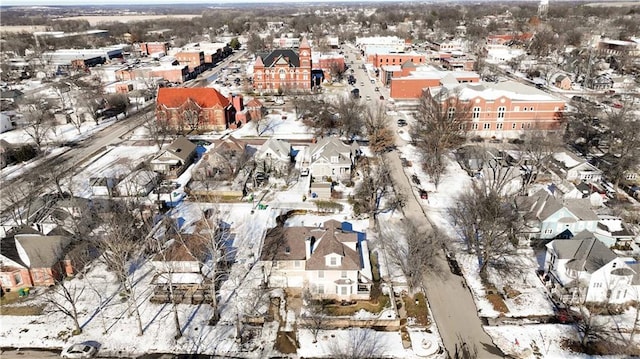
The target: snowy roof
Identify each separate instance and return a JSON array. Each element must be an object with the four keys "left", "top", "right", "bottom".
[
  {"left": 435, "top": 80, "right": 564, "bottom": 102},
  {"left": 549, "top": 238, "right": 616, "bottom": 273},
  {"left": 552, "top": 151, "right": 584, "bottom": 169}
]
